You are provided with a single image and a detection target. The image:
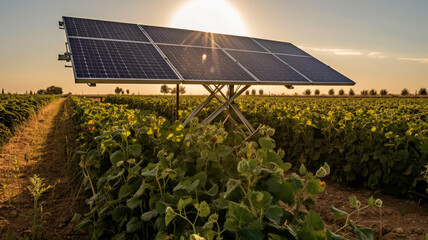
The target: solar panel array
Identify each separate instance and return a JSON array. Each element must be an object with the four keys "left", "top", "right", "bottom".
[{"left": 63, "top": 16, "right": 354, "bottom": 85}]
